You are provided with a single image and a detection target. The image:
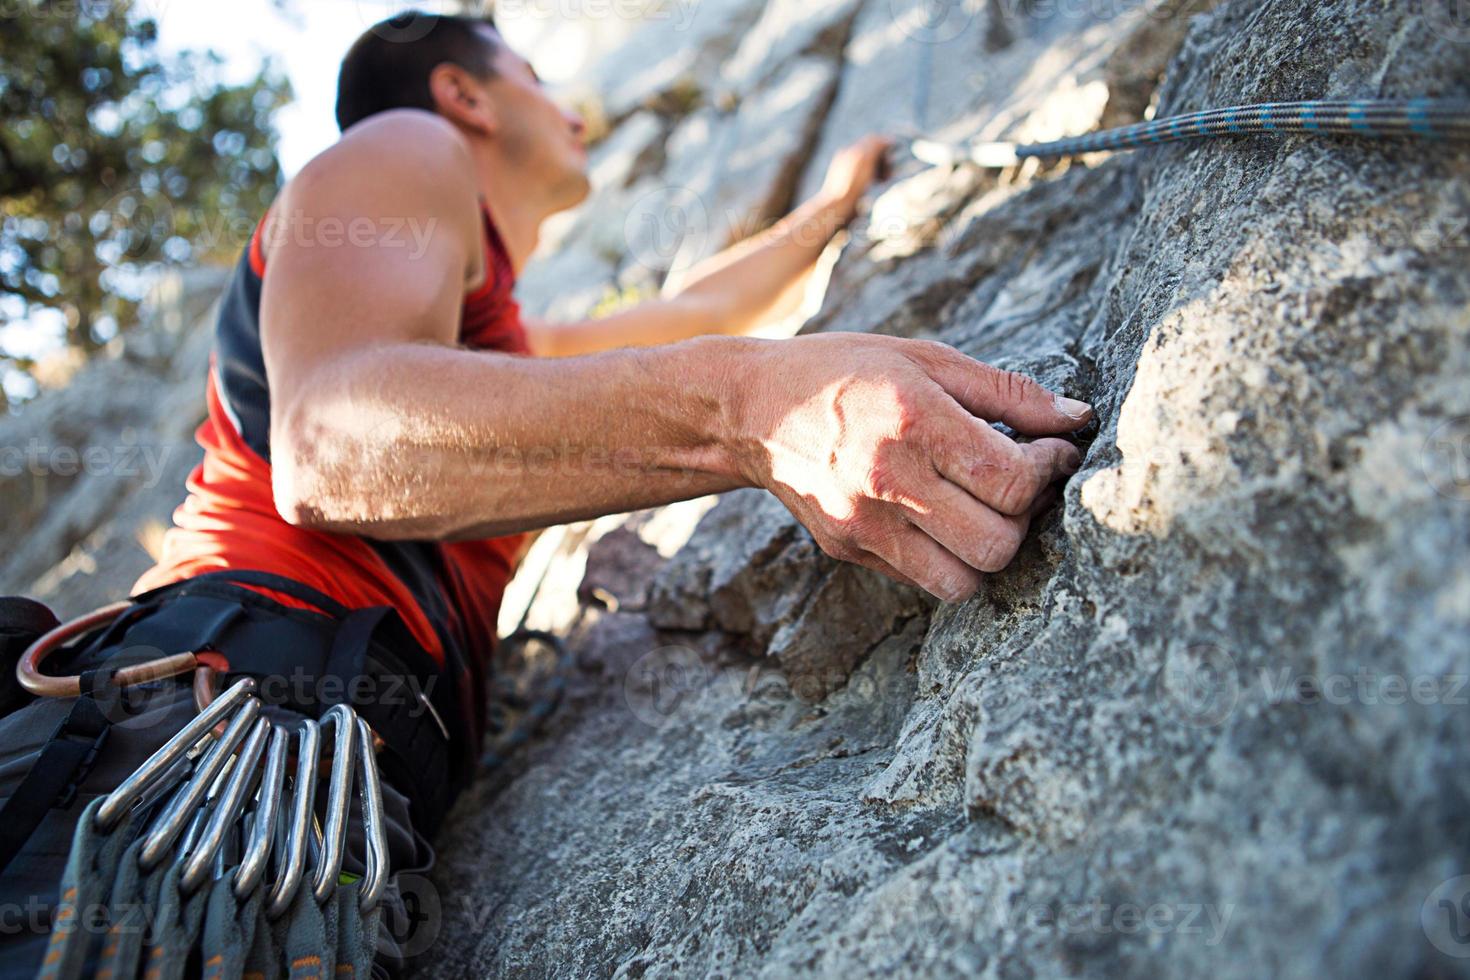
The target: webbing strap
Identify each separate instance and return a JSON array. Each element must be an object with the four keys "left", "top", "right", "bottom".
[{"left": 0, "top": 694, "right": 112, "bottom": 876}]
